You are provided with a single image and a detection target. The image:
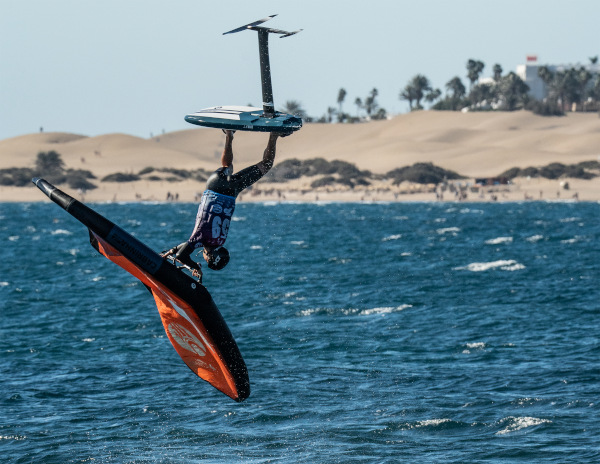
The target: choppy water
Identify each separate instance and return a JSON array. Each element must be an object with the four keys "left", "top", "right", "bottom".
[{"left": 1, "top": 200, "right": 599, "bottom": 463}]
